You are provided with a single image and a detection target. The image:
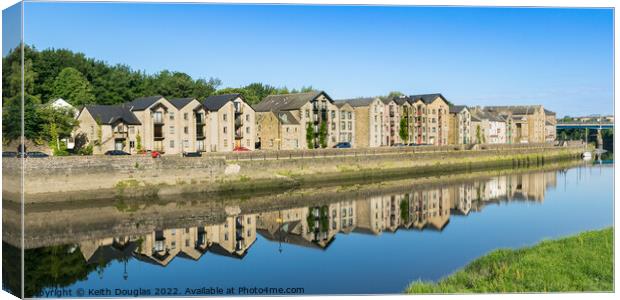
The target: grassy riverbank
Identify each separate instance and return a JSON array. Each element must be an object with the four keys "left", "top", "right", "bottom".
[{"left": 406, "top": 228, "right": 613, "bottom": 293}]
